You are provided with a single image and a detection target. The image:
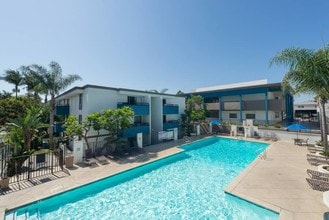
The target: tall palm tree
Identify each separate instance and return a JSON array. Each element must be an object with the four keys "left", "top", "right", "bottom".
[
  {"left": 21, "top": 66, "right": 44, "bottom": 100},
  {"left": 1, "top": 69, "right": 24, "bottom": 98},
  {"left": 270, "top": 45, "right": 329, "bottom": 152},
  {"left": 29, "top": 61, "right": 82, "bottom": 148}
]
